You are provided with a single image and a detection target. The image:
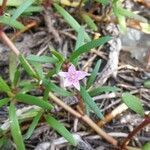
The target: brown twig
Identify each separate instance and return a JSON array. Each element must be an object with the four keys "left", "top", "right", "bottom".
[
  {"left": 11, "top": 20, "right": 37, "bottom": 41},
  {"left": 0, "top": 0, "right": 7, "bottom": 15},
  {"left": 48, "top": 92, "right": 118, "bottom": 146},
  {"left": 121, "top": 116, "right": 150, "bottom": 149},
  {"left": 0, "top": 31, "right": 20, "bottom": 56}
]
